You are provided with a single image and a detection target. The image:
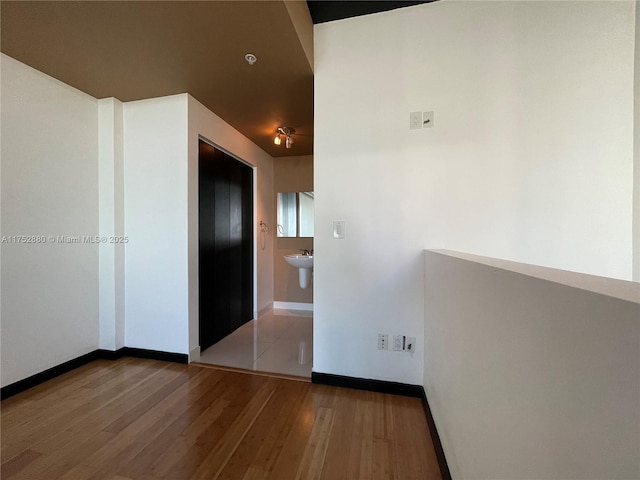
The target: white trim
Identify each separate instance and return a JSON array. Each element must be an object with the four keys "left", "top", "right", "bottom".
[
  {"left": 189, "top": 346, "right": 201, "bottom": 363},
  {"left": 273, "top": 301, "right": 313, "bottom": 311}
]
